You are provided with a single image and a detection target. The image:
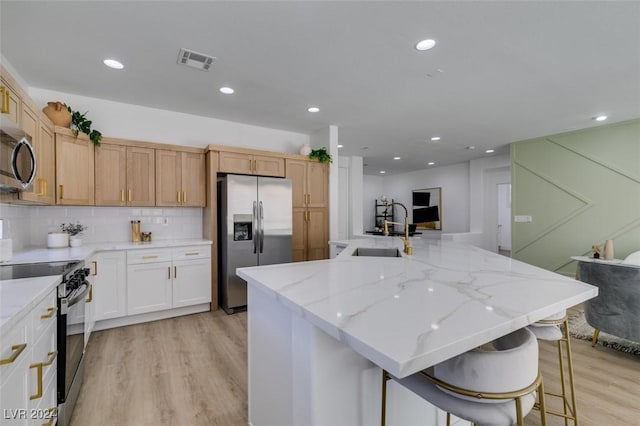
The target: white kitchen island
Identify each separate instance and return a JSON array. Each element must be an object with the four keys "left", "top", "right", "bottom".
[{"left": 237, "top": 237, "right": 597, "bottom": 426}]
